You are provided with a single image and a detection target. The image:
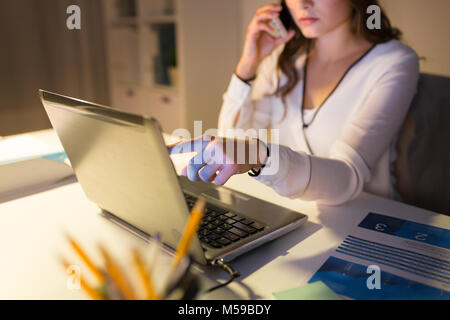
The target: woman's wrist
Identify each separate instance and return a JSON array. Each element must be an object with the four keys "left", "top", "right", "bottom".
[
  {"left": 235, "top": 72, "right": 256, "bottom": 85},
  {"left": 235, "top": 59, "right": 258, "bottom": 81}
]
